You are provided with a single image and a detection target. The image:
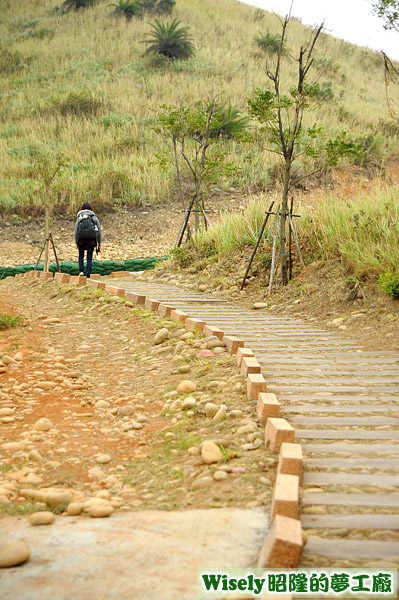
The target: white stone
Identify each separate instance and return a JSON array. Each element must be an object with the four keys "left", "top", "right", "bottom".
[{"left": 201, "top": 441, "right": 223, "bottom": 465}]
